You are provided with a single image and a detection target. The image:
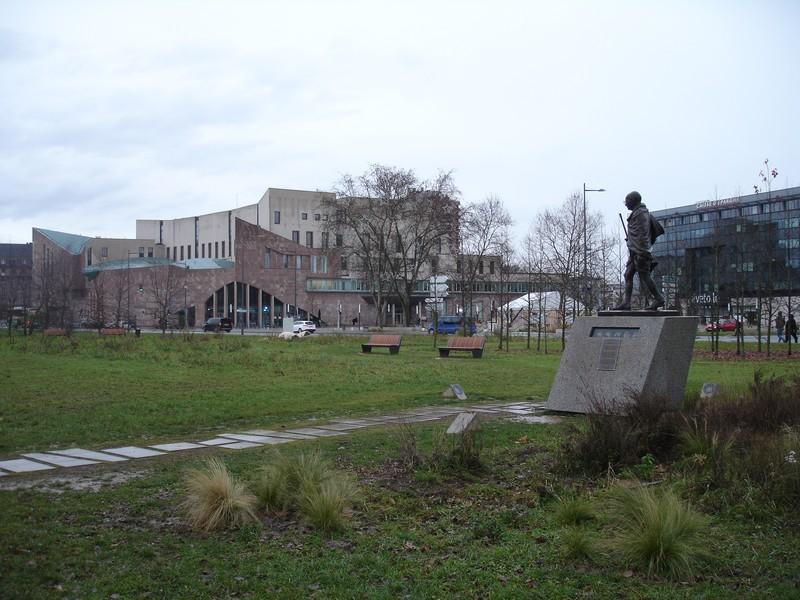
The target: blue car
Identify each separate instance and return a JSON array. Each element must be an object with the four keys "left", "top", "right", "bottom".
[{"left": 428, "top": 315, "right": 476, "bottom": 335}]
